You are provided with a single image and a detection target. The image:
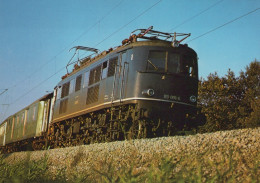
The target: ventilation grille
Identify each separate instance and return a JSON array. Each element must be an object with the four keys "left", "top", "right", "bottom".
[
  {"left": 75, "top": 75, "right": 82, "bottom": 92},
  {"left": 86, "top": 85, "right": 100, "bottom": 105},
  {"left": 108, "top": 58, "right": 118, "bottom": 77},
  {"left": 61, "top": 82, "right": 70, "bottom": 98},
  {"left": 59, "top": 98, "right": 68, "bottom": 114},
  {"left": 89, "top": 65, "right": 102, "bottom": 86}
]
